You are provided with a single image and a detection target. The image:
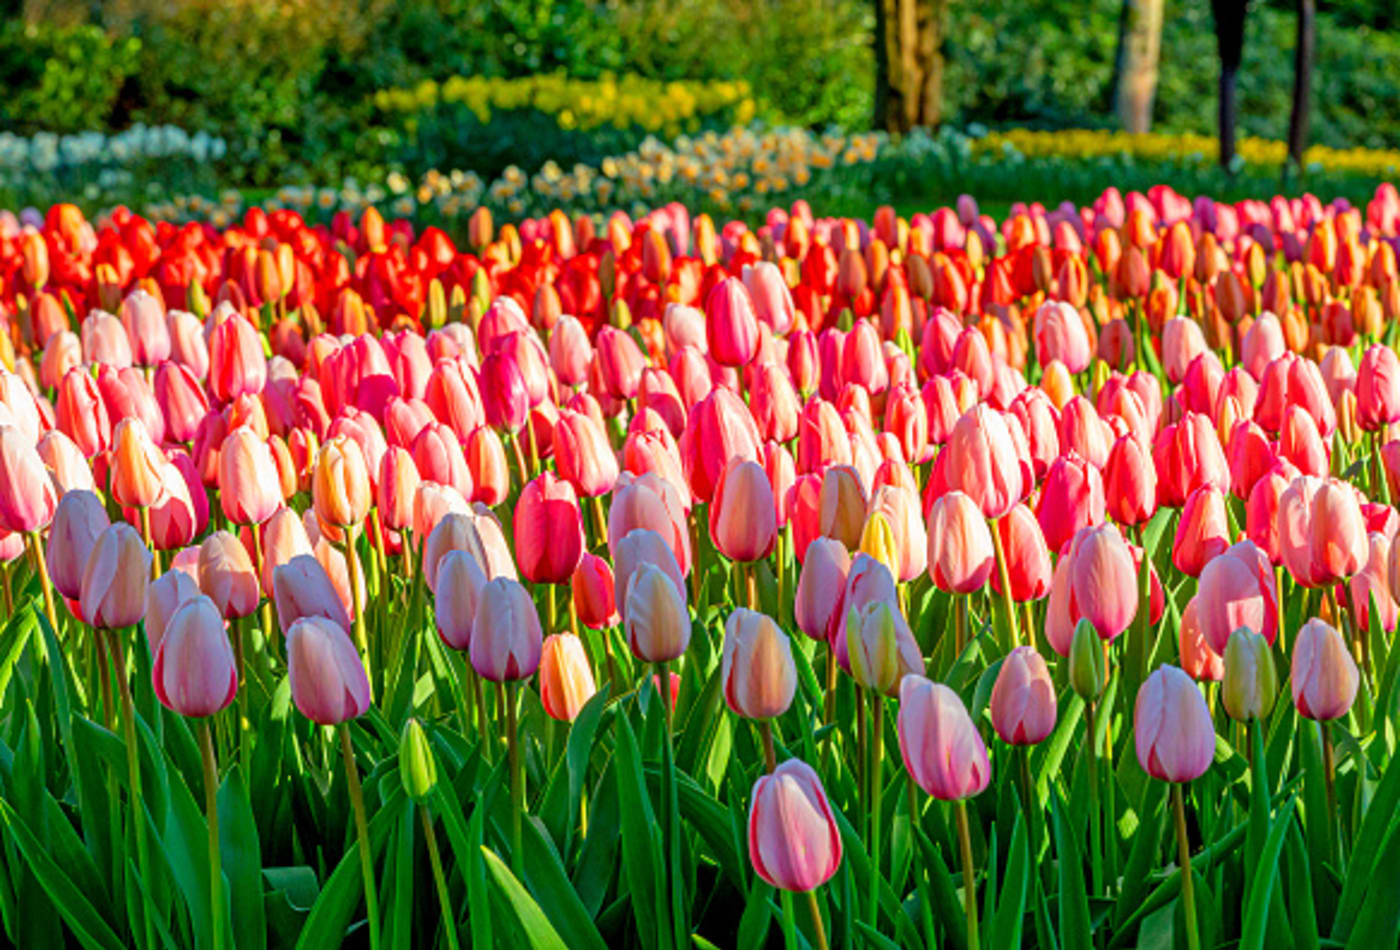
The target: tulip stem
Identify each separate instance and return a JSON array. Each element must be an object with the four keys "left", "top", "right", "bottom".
[
  {"left": 1171, "top": 783, "right": 1200, "bottom": 950},
  {"left": 339, "top": 723, "right": 381, "bottom": 950},
  {"left": 508, "top": 432, "right": 529, "bottom": 493},
  {"left": 0, "top": 561, "right": 11, "bottom": 617},
  {"left": 775, "top": 529, "right": 786, "bottom": 626},
  {"left": 1086, "top": 699, "right": 1103, "bottom": 895},
  {"left": 200, "top": 720, "right": 224, "bottom": 950},
  {"left": 955, "top": 798, "right": 980, "bottom": 950},
  {"left": 805, "top": 889, "right": 831, "bottom": 950},
  {"left": 250, "top": 524, "right": 276, "bottom": 652},
  {"left": 27, "top": 532, "right": 58, "bottom": 636},
  {"left": 232, "top": 615, "right": 248, "bottom": 768},
  {"left": 1321, "top": 722, "right": 1341, "bottom": 869},
  {"left": 759, "top": 720, "right": 777, "bottom": 773},
  {"left": 110, "top": 631, "right": 155, "bottom": 950},
  {"left": 907, "top": 773, "right": 937, "bottom": 949},
  {"left": 420, "top": 806, "right": 461, "bottom": 950},
  {"left": 956, "top": 596, "right": 967, "bottom": 655},
  {"left": 501, "top": 681, "right": 525, "bottom": 872},
  {"left": 340, "top": 526, "right": 372, "bottom": 696},
  {"left": 990, "top": 517, "right": 1022, "bottom": 648},
  {"left": 139, "top": 506, "right": 159, "bottom": 580},
  {"left": 746, "top": 562, "right": 758, "bottom": 611},
  {"left": 656, "top": 660, "right": 686, "bottom": 948},
  {"left": 867, "top": 687, "right": 883, "bottom": 927},
  {"left": 780, "top": 889, "right": 798, "bottom": 949}
]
